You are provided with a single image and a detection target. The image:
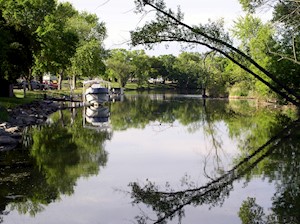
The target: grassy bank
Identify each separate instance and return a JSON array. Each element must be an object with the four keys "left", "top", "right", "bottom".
[{"left": 0, "top": 91, "right": 44, "bottom": 121}]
